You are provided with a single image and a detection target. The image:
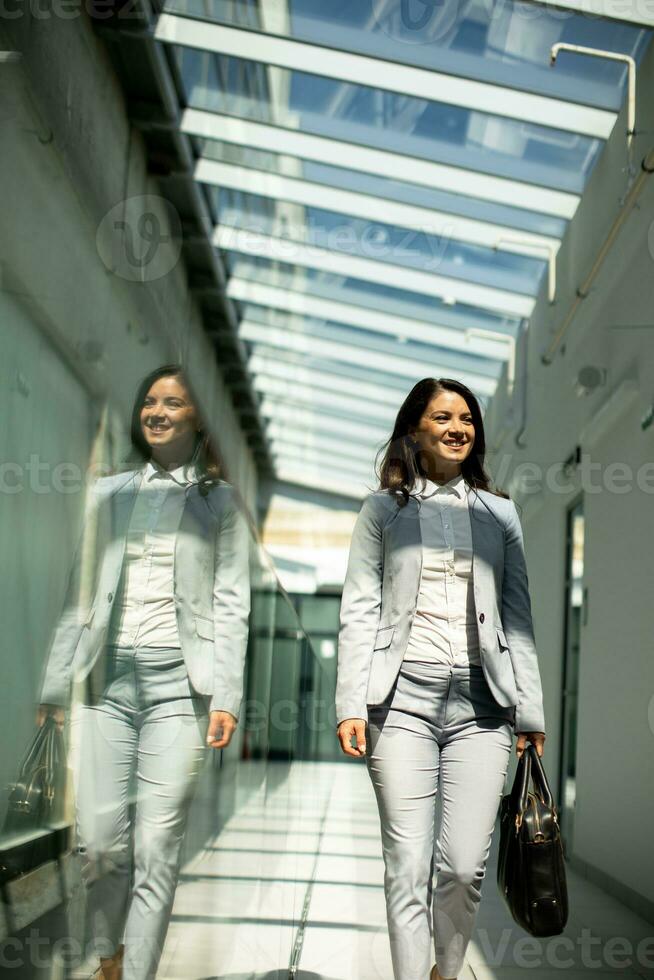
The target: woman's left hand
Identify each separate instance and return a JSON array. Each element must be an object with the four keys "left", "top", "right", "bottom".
[
  {"left": 516, "top": 731, "right": 546, "bottom": 758},
  {"left": 206, "top": 711, "right": 237, "bottom": 749}
]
